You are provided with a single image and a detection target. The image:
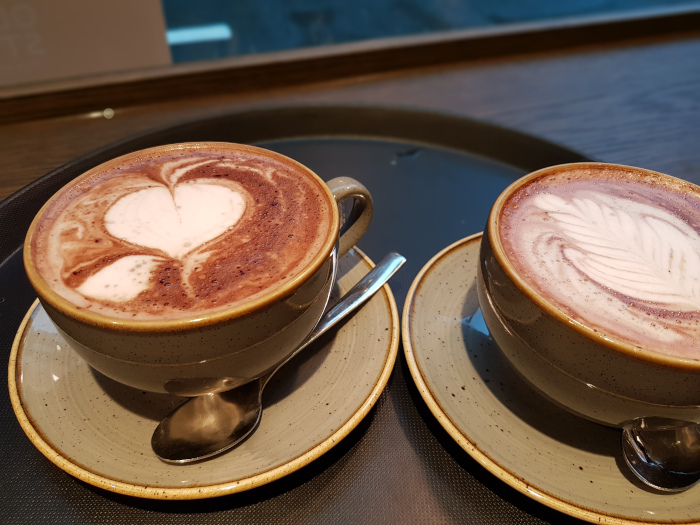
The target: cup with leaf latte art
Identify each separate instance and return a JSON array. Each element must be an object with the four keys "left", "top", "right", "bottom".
[
  {"left": 24, "top": 142, "right": 373, "bottom": 395},
  {"left": 477, "top": 162, "right": 700, "bottom": 427}
]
